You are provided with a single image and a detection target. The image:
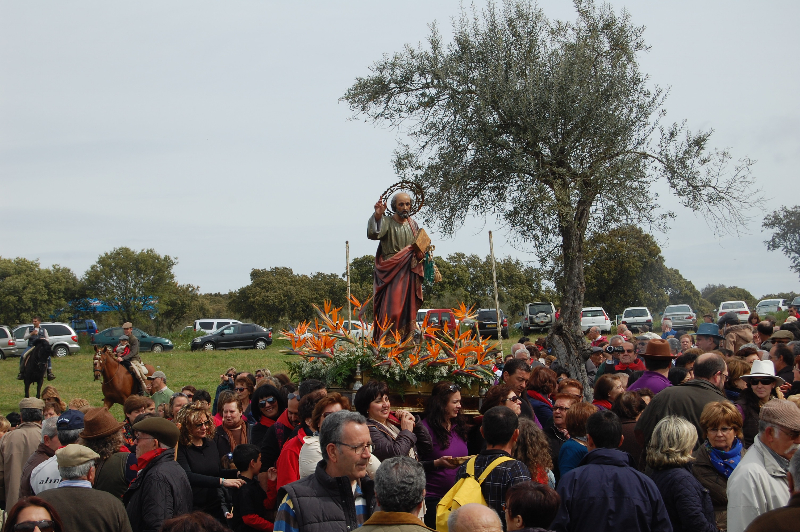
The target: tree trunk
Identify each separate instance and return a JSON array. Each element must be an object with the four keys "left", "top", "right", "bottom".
[{"left": 548, "top": 200, "right": 594, "bottom": 401}]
